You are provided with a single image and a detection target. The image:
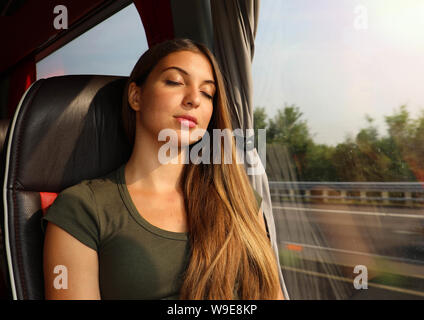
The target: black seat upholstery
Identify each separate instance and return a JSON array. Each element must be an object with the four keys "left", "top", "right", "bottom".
[
  {"left": 0, "top": 119, "right": 10, "bottom": 156},
  {"left": 2, "top": 75, "right": 132, "bottom": 299},
  {"left": 0, "top": 119, "right": 11, "bottom": 299}
]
